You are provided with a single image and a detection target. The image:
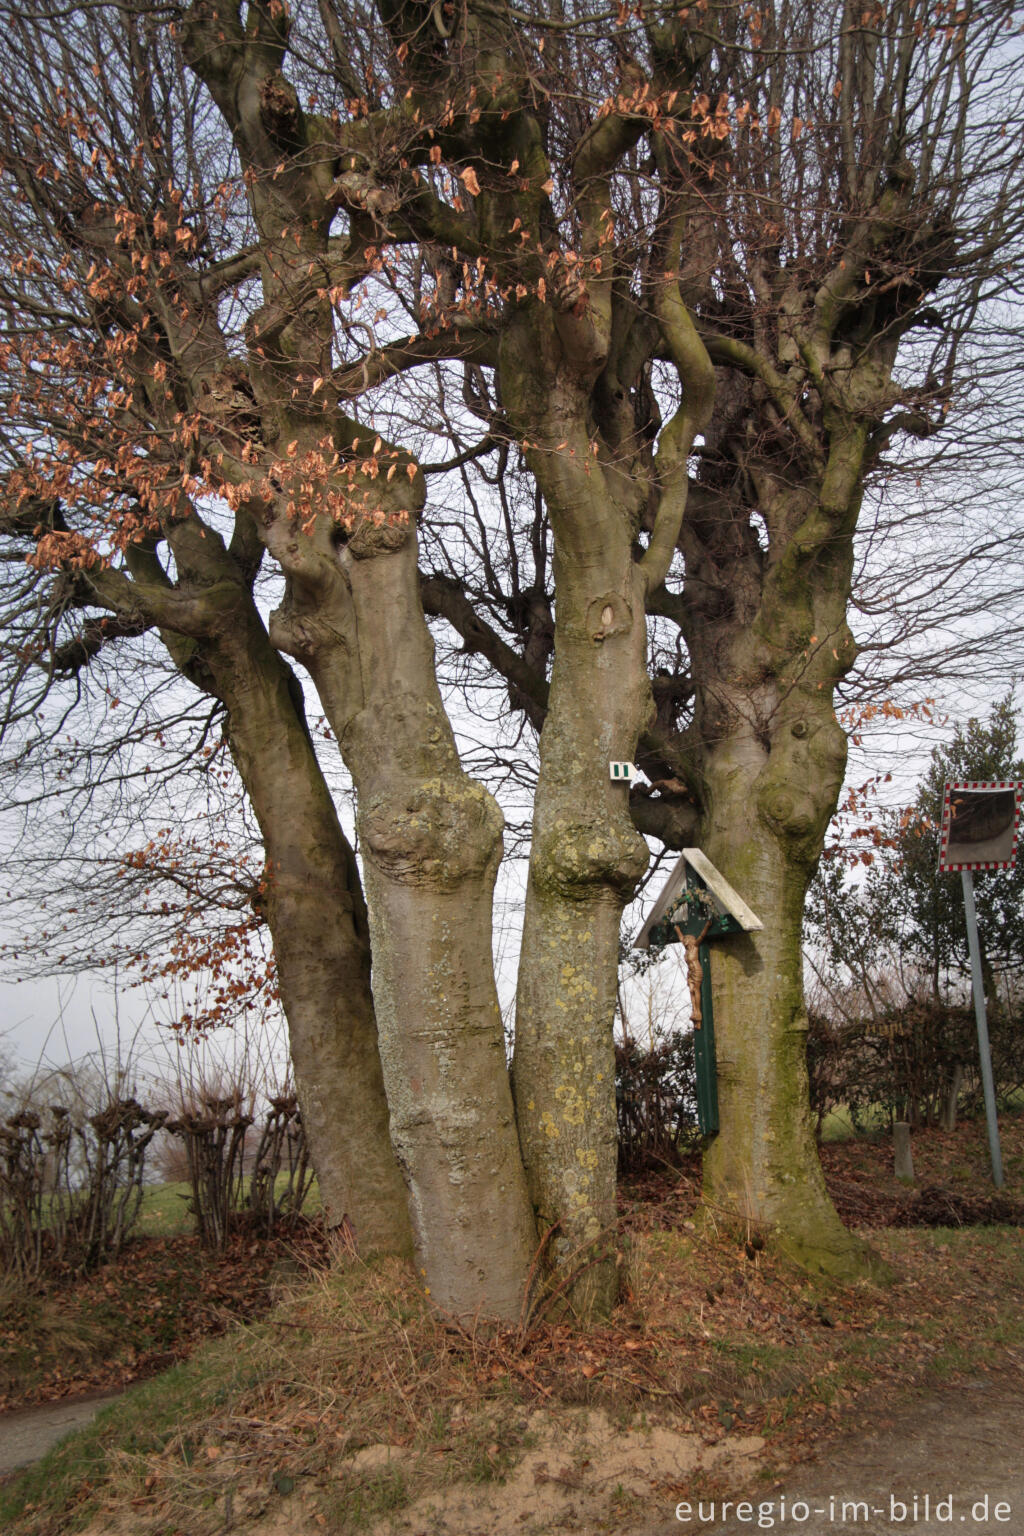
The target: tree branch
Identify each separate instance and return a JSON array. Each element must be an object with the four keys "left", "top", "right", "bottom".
[{"left": 419, "top": 570, "right": 549, "bottom": 731}]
